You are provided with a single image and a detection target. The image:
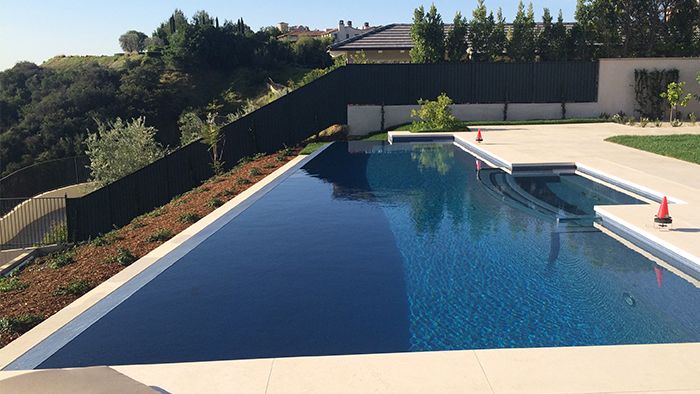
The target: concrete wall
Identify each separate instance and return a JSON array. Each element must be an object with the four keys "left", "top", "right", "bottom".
[{"left": 347, "top": 57, "right": 700, "bottom": 135}]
